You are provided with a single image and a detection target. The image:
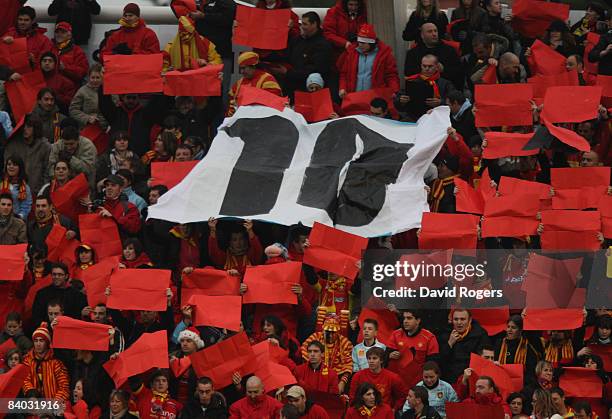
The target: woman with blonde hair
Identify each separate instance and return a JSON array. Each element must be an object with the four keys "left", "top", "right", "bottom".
[{"left": 530, "top": 389, "right": 562, "bottom": 419}]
